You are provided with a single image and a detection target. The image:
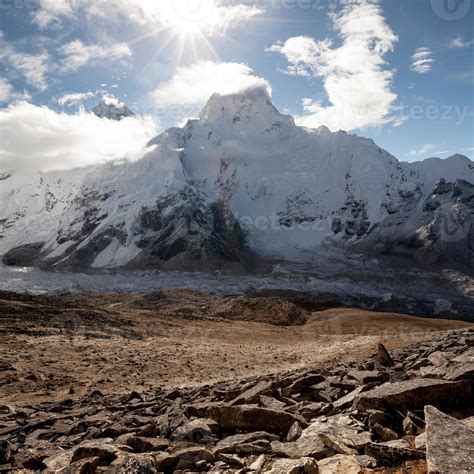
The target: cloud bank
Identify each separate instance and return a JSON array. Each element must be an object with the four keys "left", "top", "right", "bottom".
[{"left": 0, "top": 102, "right": 159, "bottom": 172}]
